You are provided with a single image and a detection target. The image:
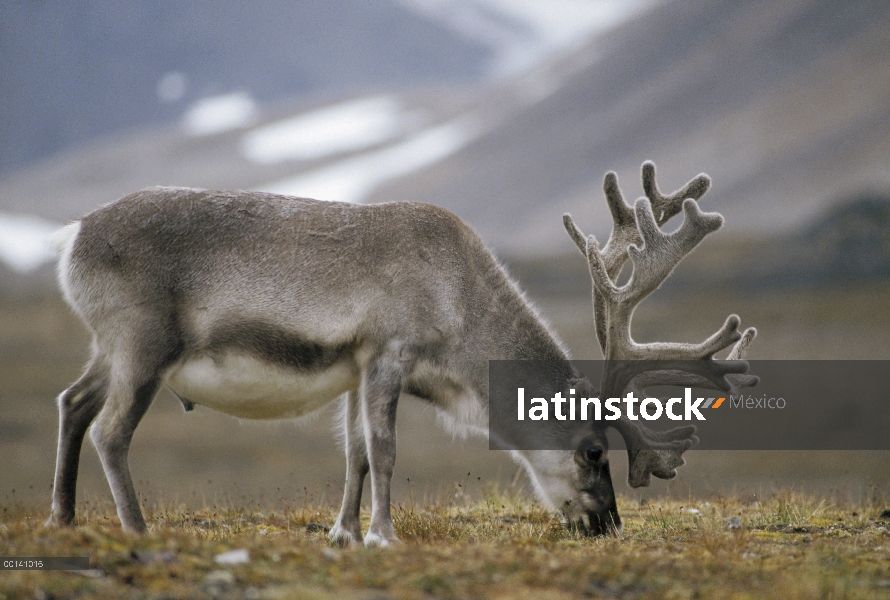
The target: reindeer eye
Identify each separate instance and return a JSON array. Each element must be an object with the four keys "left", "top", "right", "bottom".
[{"left": 584, "top": 447, "right": 603, "bottom": 464}]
